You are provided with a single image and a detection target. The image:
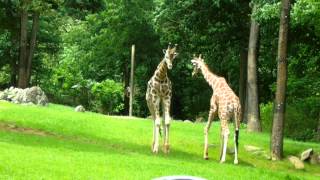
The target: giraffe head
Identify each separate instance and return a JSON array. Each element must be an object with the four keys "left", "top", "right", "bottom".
[
  {"left": 163, "top": 43, "right": 178, "bottom": 69},
  {"left": 191, "top": 54, "right": 204, "bottom": 77}
]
